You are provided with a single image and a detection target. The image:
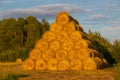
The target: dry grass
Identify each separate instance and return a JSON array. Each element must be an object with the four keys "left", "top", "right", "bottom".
[{"left": 0, "top": 62, "right": 118, "bottom": 80}]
